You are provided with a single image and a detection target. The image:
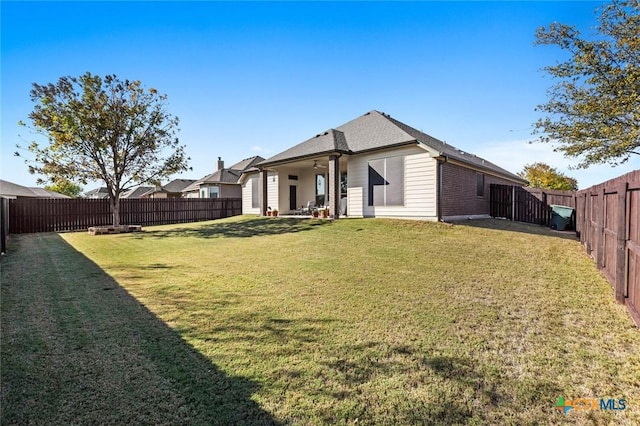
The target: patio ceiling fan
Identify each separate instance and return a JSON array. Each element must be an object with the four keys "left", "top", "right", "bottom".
[{"left": 313, "top": 160, "right": 327, "bottom": 169}]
